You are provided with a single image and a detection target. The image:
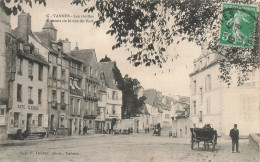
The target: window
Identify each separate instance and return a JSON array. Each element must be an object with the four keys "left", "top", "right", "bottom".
[
  {"left": 99, "top": 94, "right": 102, "bottom": 101},
  {"left": 38, "top": 89, "right": 42, "bottom": 104},
  {"left": 28, "top": 87, "right": 33, "bottom": 104},
  {"left": 88, "top": 84, "right": 91, "bottom": 94},
  {"left": 52, "top": 66, "right": 57, "bottom": 80},
  {"left": 61, "top": 92, "right": 65, "bottom": 103},
  {"left": 52, "top": 90, "right": 57, "bottom": 102},
  {"left": 38, "top": 114, "right": 43, "bottom": 127},
  {"left": 71, "top": 98, "right": 75, "bottom": 114},
  {"left": 95, "top": 69, "right": 97, "bottom": 77},
  {"left": 207, "top": 98, "right": 211, "bottom": 114},
  {"left": 0, "top": 108, "right": 5, "bottom": 115},
  {"left": 28, "top": 62, "right": 33, "bottom": 76},
  {"left": 89, "top": 67, "right": 92, "bottom": 77},
  {"left": 60, "top": 116, "right": 64, "bottom": 128},
  {"left": 193, "top": 80, "right": 196, "bottom": 94},
  {"left": 61, "top": 69, "right": 65, "bottom": 80},
  {"left": 200, "top": 87, "right": 203, "bottom": 104},
  {"left": 185, "top": 125, "right": 187, "bottom": 134},
  {"left": 17, "top": 84, "right": 22, "bottom": 101},
  {"left": 17, "top": 58, "right": 23, "bottom": 75},
  {"left": 112, "top": 91, "right": 118, "bottom": 100},
  {"left": 205, "top": 75, "right": 211, "bottom": 91},
  {"left": 199, "top": 111, "right": 203, "bottom": 122},
  {"left": 77, "top": 99, "right": 81, "bottom": 115},
  {"left": 14, "top": 113, "right": 19, "bottom": 127},
  {"left": 94, "top": 85, "right": 97, "bottom": 95},
  {"left": 193, "top": 101, "right": 196, "bottom": 115},
  {"left": 112, "top": 105, "right": 116, "bottom": 114},
  {"left": 165, "top": 114, "right": 169, "bottom": 119},
  {"left": 38, "top": 65, "right": 43, "bottom": 81}
]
